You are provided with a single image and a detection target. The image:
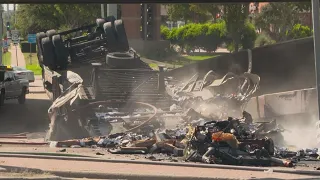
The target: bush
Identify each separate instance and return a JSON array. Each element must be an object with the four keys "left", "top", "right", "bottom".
[
  {"left": 160, "top": 25, "right": 170, "bottom": 40},
  {"left": 286, "top": 24, "right": 312, "bottom": 40},
  {"left": 255, "top": 33, "right": 276, "bottom": 47},
  {"left": 161, "top": 22, "right": 227, "bottom": 53},
  {"left": 160, "top": 21, "right": 258, "bottom": 53}
]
